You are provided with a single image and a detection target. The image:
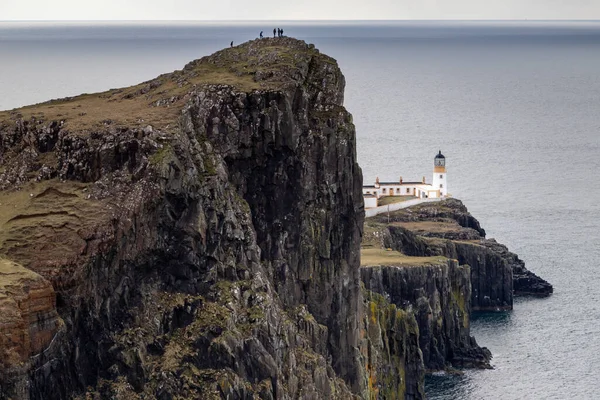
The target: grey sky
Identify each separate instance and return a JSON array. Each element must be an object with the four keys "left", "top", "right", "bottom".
[{"left": 1, "top": 0, "right": 599, "bottom": 20}]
